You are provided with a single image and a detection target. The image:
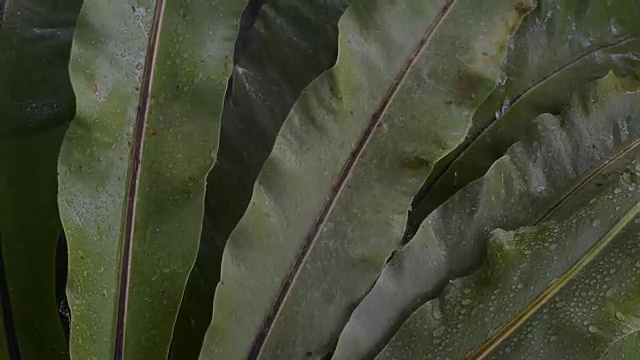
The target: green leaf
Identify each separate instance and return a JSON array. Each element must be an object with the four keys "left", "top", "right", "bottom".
[
  {"left": 0, "top": 129, "right": 70, "bottom": 360},
  {"left": 406, "top": 0, "right": 640, "bottom": 236},
  {"left": 170, "top": 0, "right": 348, "bottom": 357},
  {"left": 0, "top": 0, "right": 81, "bottom": 136},
  {"left": 378, "top": 164, "right": 640, "bottom": 359},
  {"left": 0, "top": 0, "right": 82, "bottom": 358},
  {"left": 57, "top": 0, "right": 244, "bottom": 358},
  {"left": 333, "top": 73, "right": 640, "bottom": 359},
  {"left": 200, "top": 0, "right": 535, "bottom": 358}
]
